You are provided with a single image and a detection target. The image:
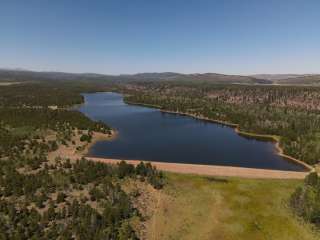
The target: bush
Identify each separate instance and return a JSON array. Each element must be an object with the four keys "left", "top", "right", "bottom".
[
  {"left": 56, "top": 192, "right": 66, "bottom": 203},
  {"left": 80, "top": 134, "right": 92, "bottom": 142},
  {"left": 291, "top": 173, "right": 320, "bottom": 226}
]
